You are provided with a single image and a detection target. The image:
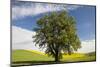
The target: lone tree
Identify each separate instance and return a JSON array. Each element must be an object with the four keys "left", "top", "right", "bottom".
[{"left": 33, "top": 11, "right": 81, "bottom": 62}]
